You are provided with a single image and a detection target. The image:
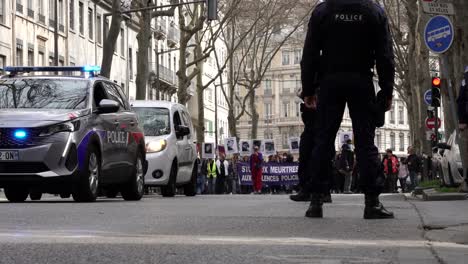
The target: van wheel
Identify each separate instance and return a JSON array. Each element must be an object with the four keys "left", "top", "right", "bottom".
[
  {"left": 161, "top": 162, "right": 177, "bottom": 197},
  {"left": 184, "top": 165, "right": 197, "bottom": 197},
  {"left": 72, "top": 145, "right": 100, "bottom": 202},
  {"left": 121, "top": 152, "right": 145, "bottom": 201},
  {"left": 4, "top": 187, "right": 29, "bottom": 202},
  {"left": 29, "top": 192, "right": 42, "bottom": 201}
]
